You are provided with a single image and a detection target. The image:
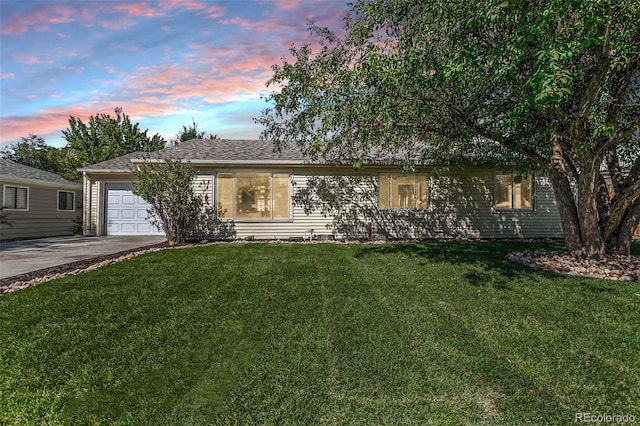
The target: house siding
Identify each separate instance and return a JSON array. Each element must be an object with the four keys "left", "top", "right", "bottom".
[
  {"left": 82, "top": 165, "right": 564, "bottom": 240},
  {"left": 0, "top": 182, "right": 82, "bottom": 241},
  {"left": 280, "top": 167, "right": 563, "bottom": 240},
  {"left": 425, "top": 168, "right": 562, "bottom": 239}
]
